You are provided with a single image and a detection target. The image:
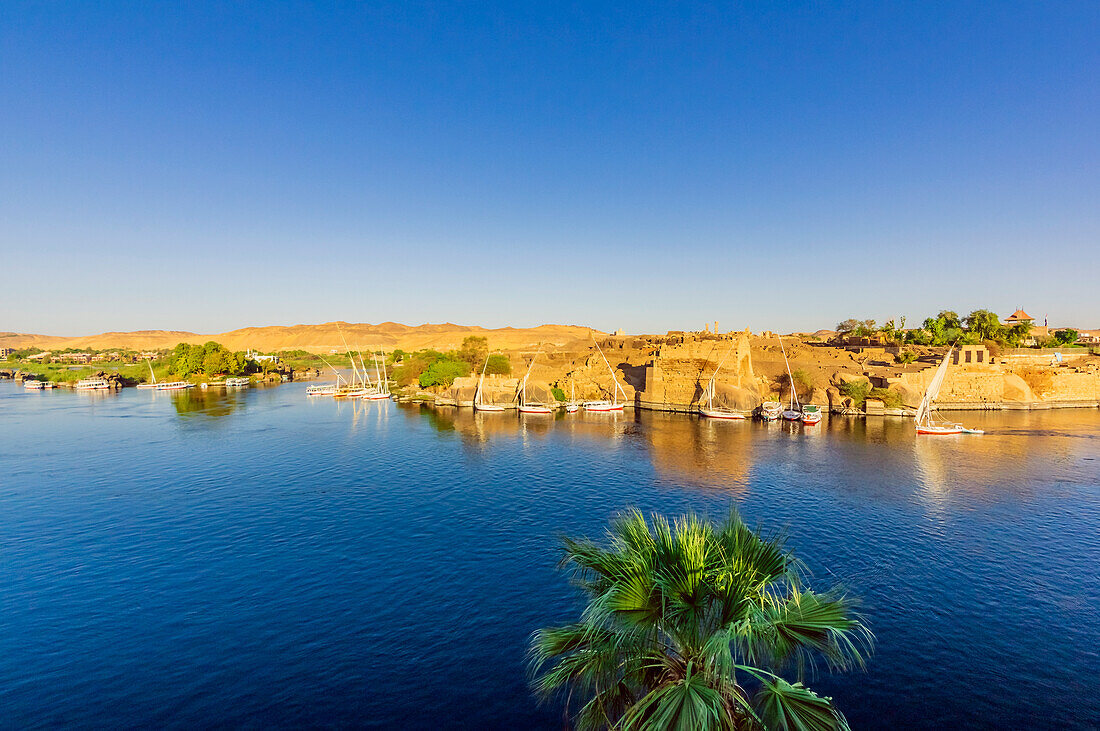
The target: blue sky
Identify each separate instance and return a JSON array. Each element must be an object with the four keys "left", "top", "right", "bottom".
[{"left": 2, "top": 2, "right": 1097, "bottom": 335}]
